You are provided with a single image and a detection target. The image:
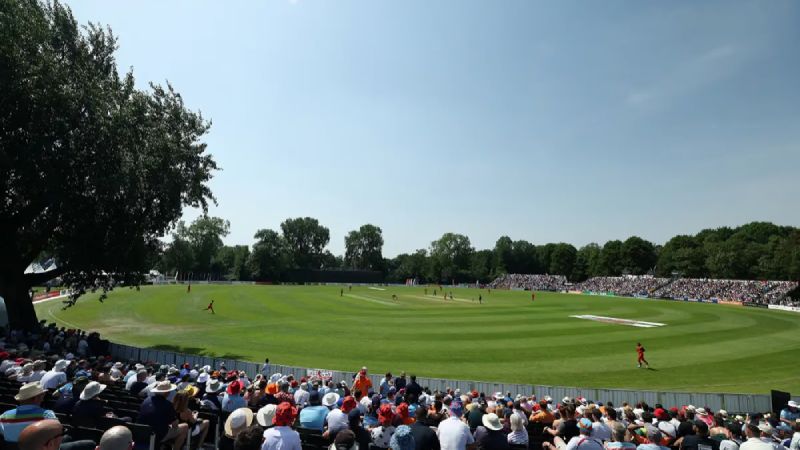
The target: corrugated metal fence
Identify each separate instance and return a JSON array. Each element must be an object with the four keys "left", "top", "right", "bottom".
[{"left": 108, "top": 342, "right": 772, "bottom": 413}]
